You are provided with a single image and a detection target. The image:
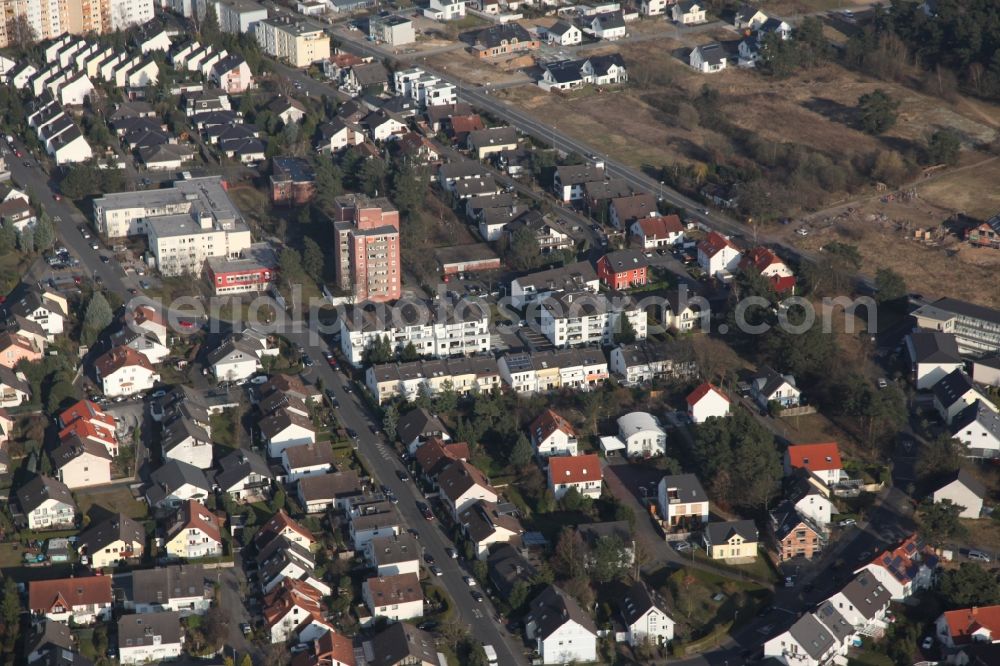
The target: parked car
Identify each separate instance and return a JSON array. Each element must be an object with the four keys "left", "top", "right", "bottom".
[{"left": 968, "top": 550, "right": 991, "bottom": 563}]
